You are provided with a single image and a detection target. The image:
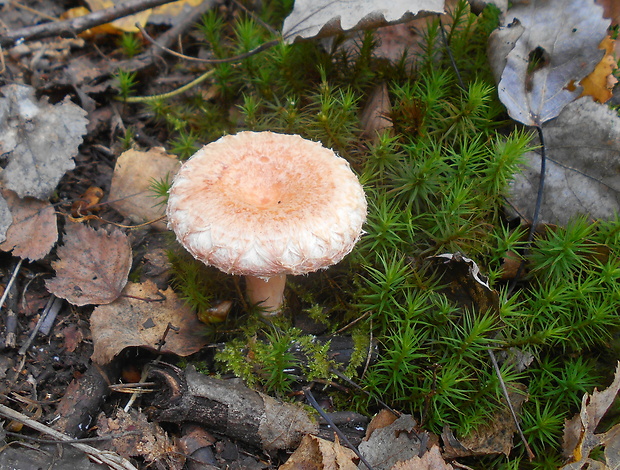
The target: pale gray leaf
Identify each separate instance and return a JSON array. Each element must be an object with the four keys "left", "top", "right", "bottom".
[
  {"left": 491, "top": 0, "right": 609, "bottom": 126},
  {"left": 282, "top": 0, "right": 444, "bottom": 43},
  {"left": 508, "top": 98, "right": 620, "bottom": 225},
  {"left": 0, "top": 194, "right": 11, "bottom": 244},
  {"left": 0, "top": 84, "right": 88, "bottom": 199}
]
